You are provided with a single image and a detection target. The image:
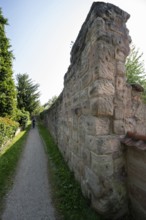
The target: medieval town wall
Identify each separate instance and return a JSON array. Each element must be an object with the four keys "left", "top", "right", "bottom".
[{"left": 43, "top": 2, "right": 146, "bottom": 219}]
